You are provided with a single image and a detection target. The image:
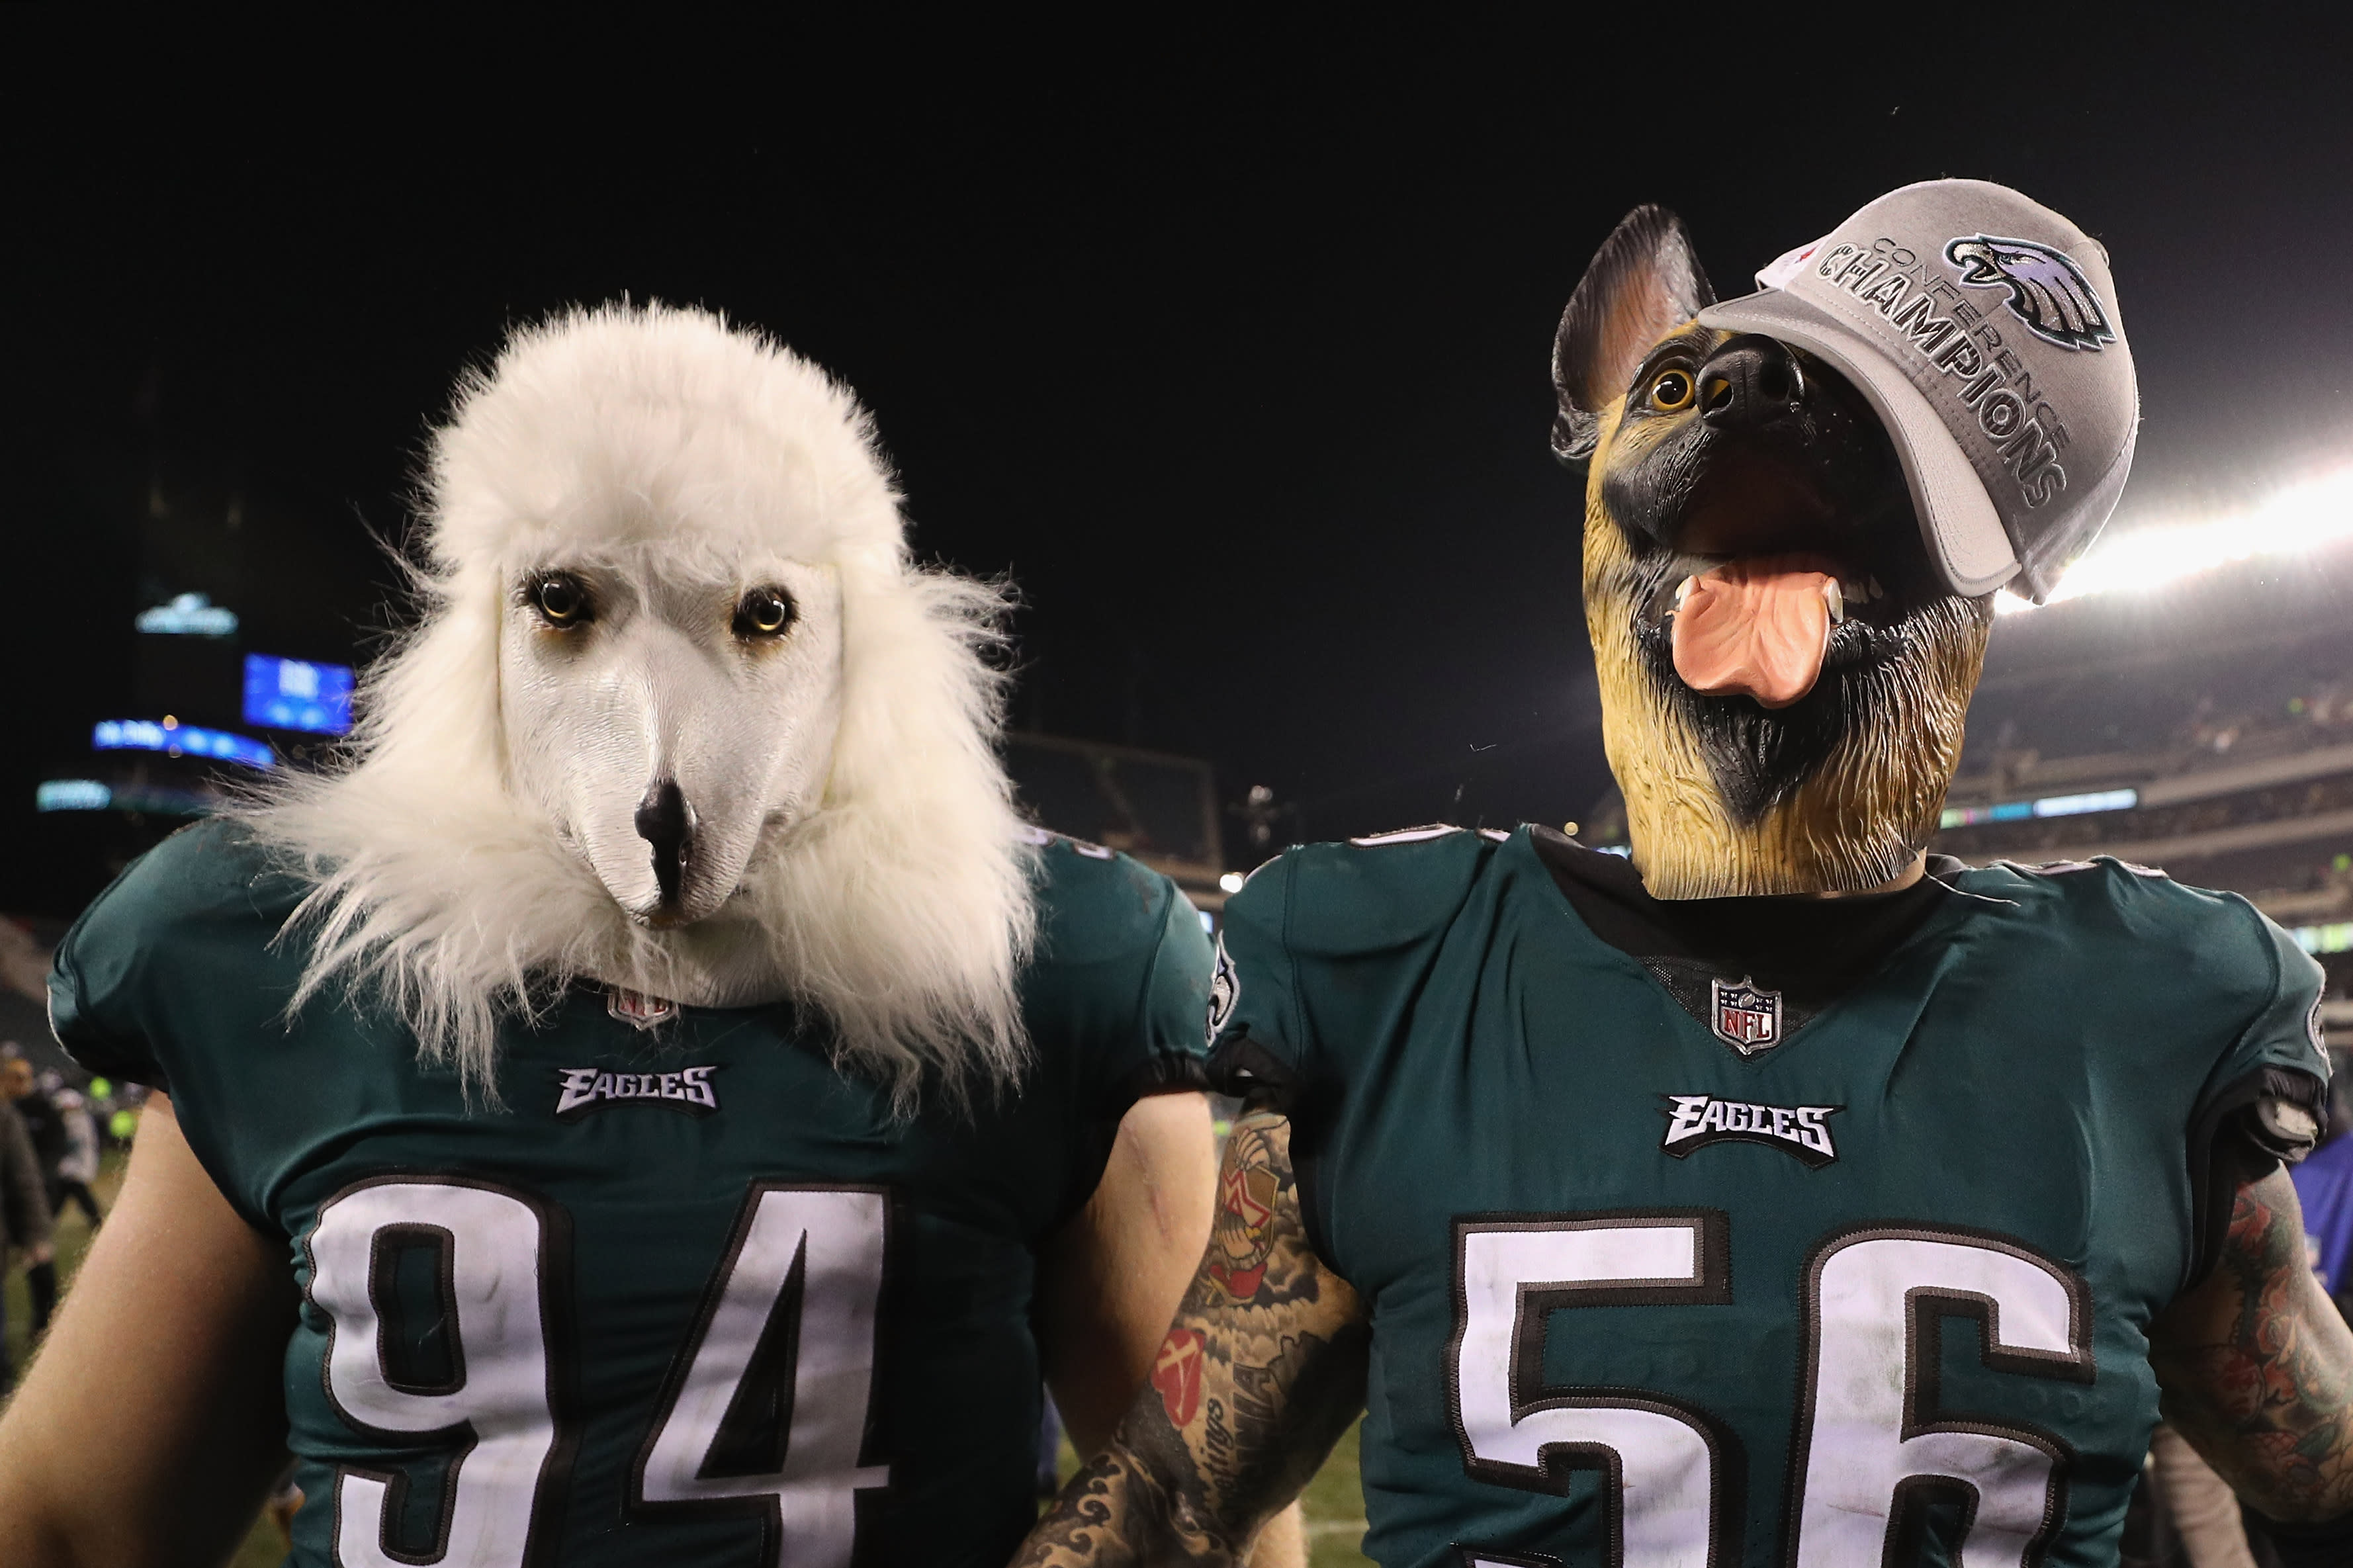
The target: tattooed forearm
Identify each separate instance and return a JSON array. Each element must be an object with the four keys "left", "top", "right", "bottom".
[
  {"left": 2152, "top": 1165, "right": 2353, "bottom": 1522},
  {"left": 1016, "top": 1110, "right": 1370, "bottom": 1565}
]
